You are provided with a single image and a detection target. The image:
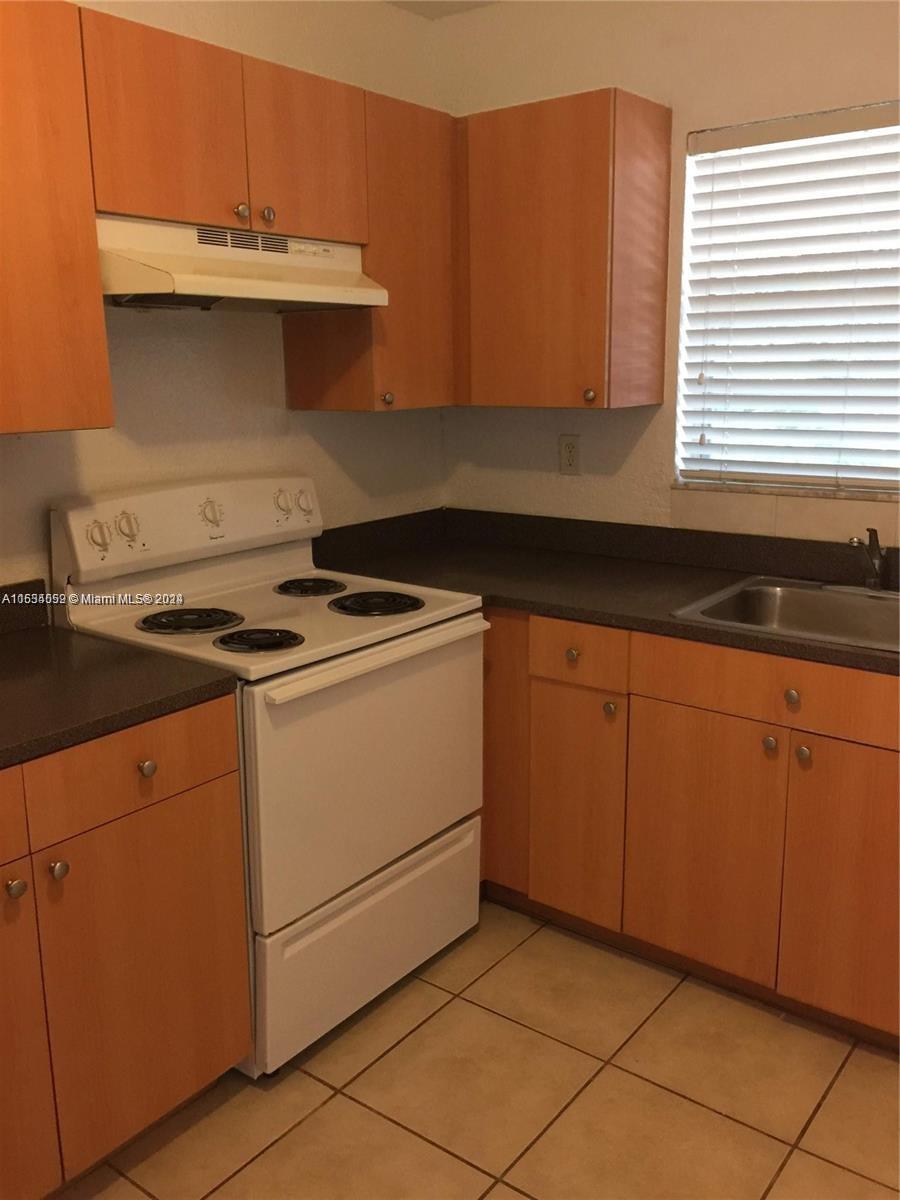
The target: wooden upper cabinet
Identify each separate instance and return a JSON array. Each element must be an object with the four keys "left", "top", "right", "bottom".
[
  {"left": 623, "top": 697, "right": 788, "bottom": 986},
  {"left": 81, "top": 9, "right": 249, "bottom": 228},
  {"left": 778, "top": 735, "right": 899, "bottom": 1034},
  {"left": 243, "top": 57, "right": 367, "bottom": 242},
  {"left": 283, "top": 93, "right": 455, "bottom": 411},
  {"left": 465, "top": 87, "right": 670, "bottom": 408},
  {"left": 0, "top": 1, "right": 112, "bottom": 434},
  {"left": 0, "top": 857, "right": 63, "bottom": 1200}
]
